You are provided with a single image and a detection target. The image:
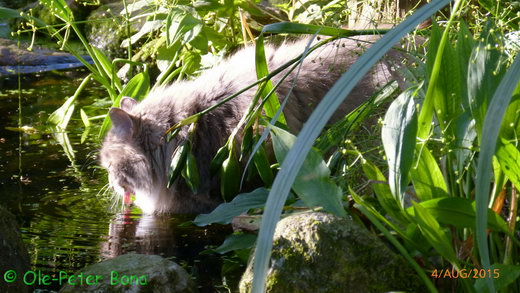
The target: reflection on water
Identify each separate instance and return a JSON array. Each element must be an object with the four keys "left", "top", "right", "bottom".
[{"left": 0, "top": 70, "right": 234, "bottom": 292}]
